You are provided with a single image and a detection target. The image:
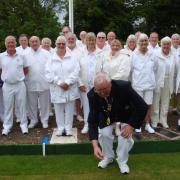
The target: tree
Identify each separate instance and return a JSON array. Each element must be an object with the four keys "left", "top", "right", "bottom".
[
  {"left": 64, "top": 0, "right": 134, "bottom": 40},
  {"left": 0, "top": 0, "right": 61, "bottom": 51},
  {"left": 132, "top": 0, "right": 180, "bottom": 37}
]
